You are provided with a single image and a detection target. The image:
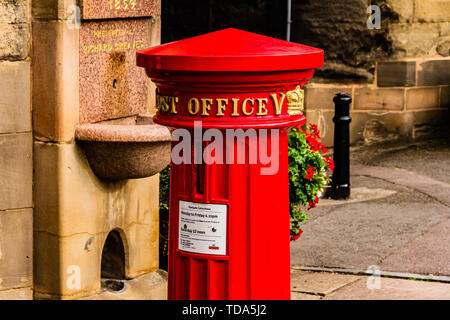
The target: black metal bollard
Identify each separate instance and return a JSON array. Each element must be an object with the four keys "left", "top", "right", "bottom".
[{"left": 330, "top": 93, "right": 352, "bottom": 200}]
